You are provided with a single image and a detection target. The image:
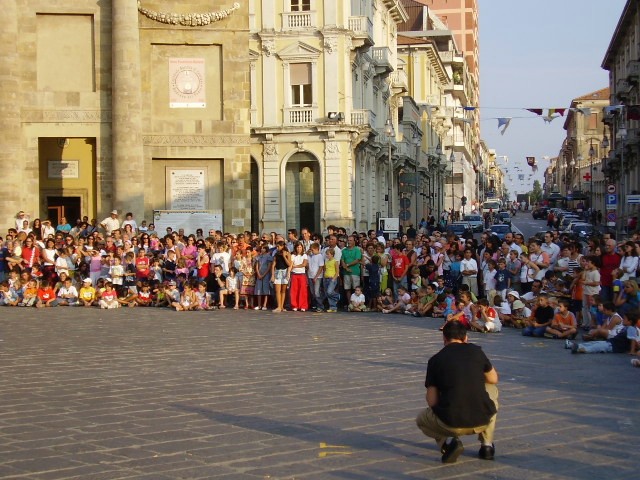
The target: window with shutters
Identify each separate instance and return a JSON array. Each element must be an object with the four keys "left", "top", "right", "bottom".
[{"left": 290, "top": 63, "right": 312, "bottom": 107}]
